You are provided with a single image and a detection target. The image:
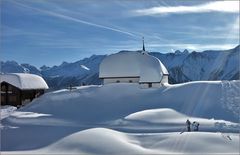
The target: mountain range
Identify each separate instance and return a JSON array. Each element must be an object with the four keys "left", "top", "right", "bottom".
[{"left": 1, "top": 45, "right": 239, "bottom": 90}]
